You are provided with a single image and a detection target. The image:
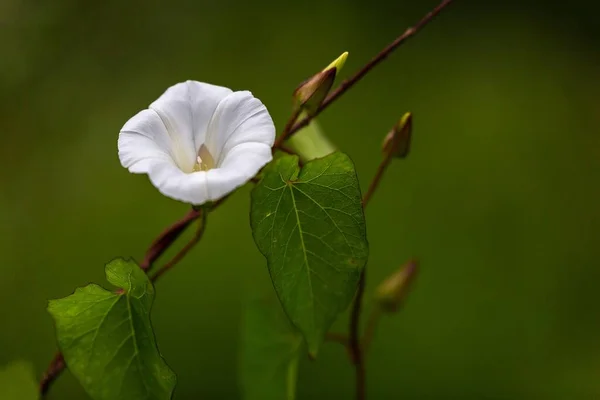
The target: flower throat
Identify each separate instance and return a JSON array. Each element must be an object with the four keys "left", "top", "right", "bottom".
[{"left": 193, "top": 144, "right": 215, "bottom": 172}]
